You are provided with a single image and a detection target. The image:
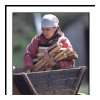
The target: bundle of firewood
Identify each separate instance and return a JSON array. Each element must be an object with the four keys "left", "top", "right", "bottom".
[{"left": 31, "top": 43, "right": 78, "bottom": 72}]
